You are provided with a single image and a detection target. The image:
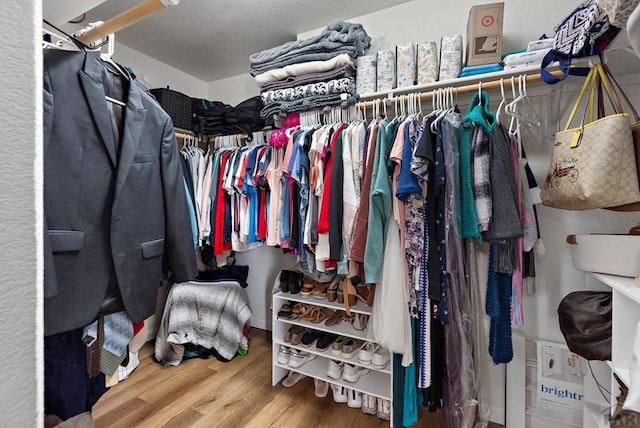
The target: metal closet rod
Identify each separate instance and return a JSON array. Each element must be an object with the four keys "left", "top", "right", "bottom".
[
  {"left": 76, "top": 0, "right": 180, "bottom": 45},
  {"left": 356, "top": 69, "right": 564, "bottom": 108}
]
